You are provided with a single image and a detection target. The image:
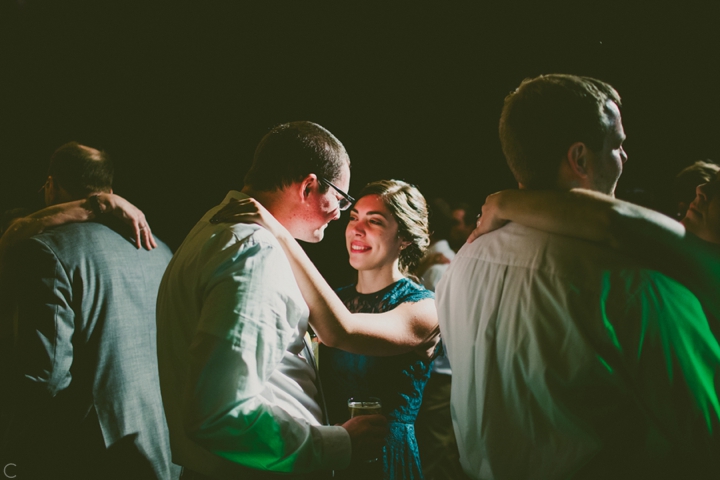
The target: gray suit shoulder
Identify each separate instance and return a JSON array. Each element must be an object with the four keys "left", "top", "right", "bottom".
[{"left": 29, "top": 221, "right": 172, "bottom": 265}]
